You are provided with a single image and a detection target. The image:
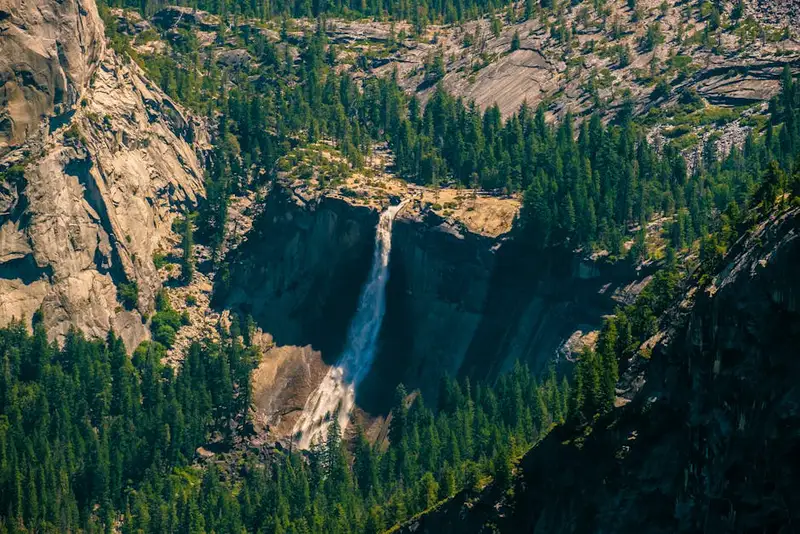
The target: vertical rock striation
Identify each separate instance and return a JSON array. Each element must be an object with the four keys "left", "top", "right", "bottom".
[
  {"left": 396, "top": 207, "right": 800, "bottom": 533},
  {"left": 0, "top": 0, "right": 105, "bottom": 153},
  {"left": 0, "top": 0, "right": 205, "bottom": 349},
  {"left": 224, "top": 184, "right": 644, "bottom": 427}
]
